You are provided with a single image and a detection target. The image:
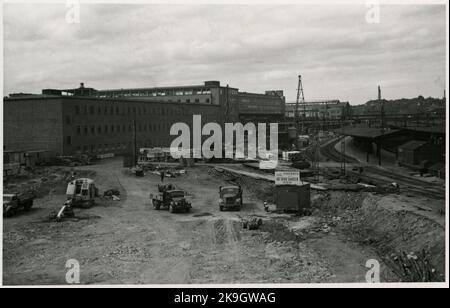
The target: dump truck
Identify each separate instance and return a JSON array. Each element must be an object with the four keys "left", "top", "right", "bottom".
[
  {"left": 219, "top": 185, "right": 243, "bottom": 211},
  {"left": 150, "top": 184, "right": 191, "bottom": 213},
  {"left": 3, "top": 192, "right": 35, "bottom": 217},
  {"left": 66, "top": 178, "right": 98, "bottom": 208}
]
